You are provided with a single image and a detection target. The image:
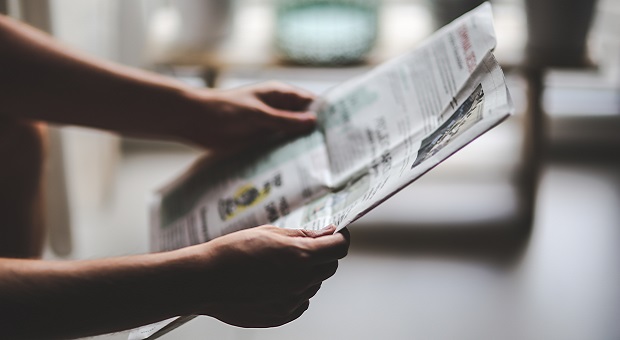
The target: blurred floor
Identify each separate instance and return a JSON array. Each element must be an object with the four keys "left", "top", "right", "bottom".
[{"left": 50, "top": 144, "right": 620, "bottom": 340}]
